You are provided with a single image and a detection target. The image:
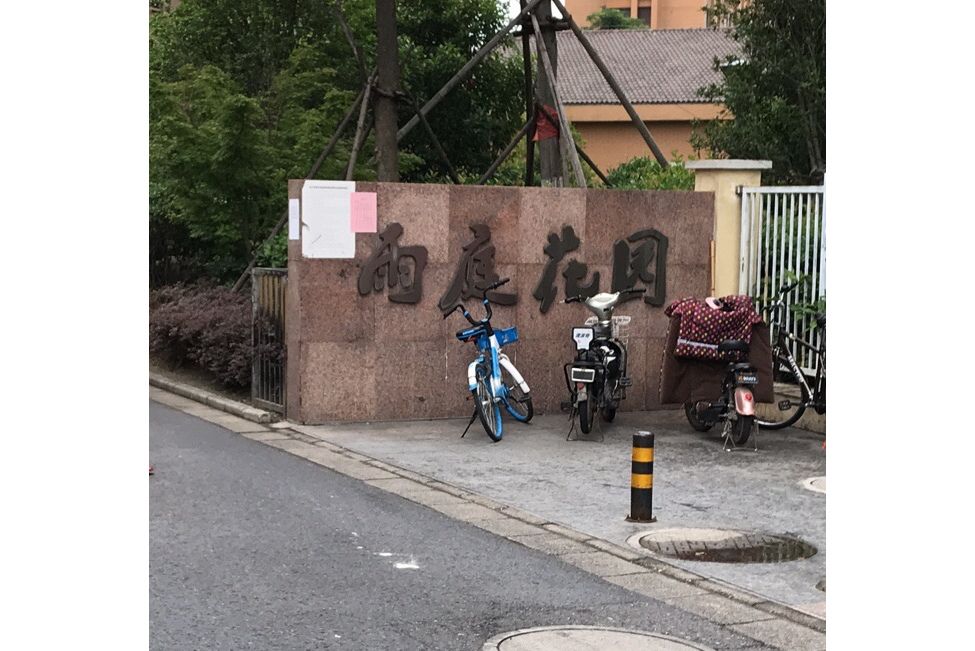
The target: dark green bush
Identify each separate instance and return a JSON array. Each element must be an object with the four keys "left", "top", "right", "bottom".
[
  {"left": 605, "top": 155, "right": 695, "bottom": 190},
  {"left": 587, "top": 8, "right": 648, "bottom": 29}
]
